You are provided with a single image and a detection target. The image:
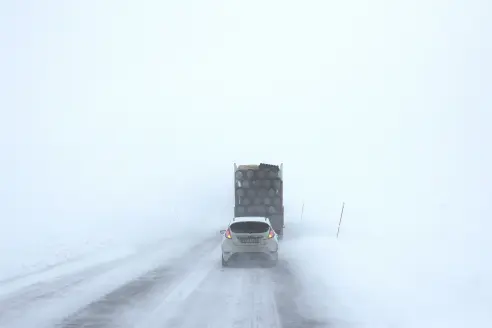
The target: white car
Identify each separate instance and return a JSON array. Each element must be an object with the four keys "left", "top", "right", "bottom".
[{"left": 220, "top": 216, "right": 279, "bottom": 267}]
